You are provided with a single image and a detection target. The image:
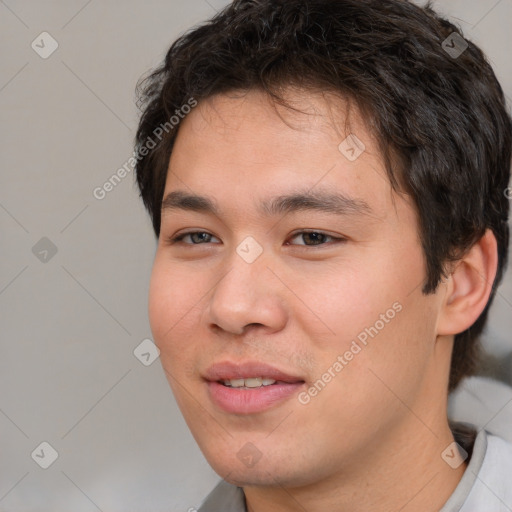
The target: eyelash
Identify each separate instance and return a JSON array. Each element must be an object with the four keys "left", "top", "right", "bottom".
[{"left": 167, "top": 230, "right": 346, "bottom": 247}]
